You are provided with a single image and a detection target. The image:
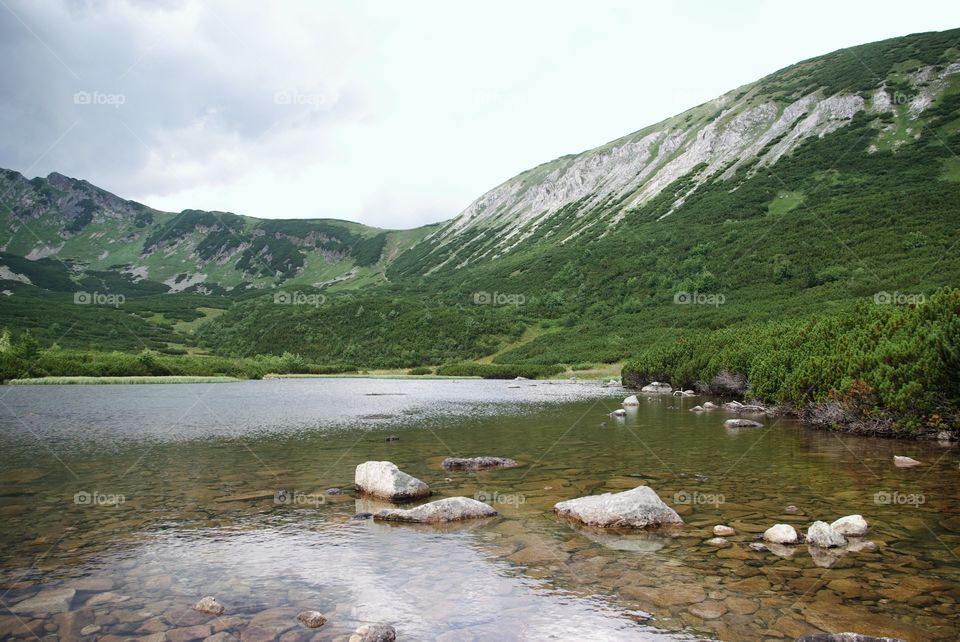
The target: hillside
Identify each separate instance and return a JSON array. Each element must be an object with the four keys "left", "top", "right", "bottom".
[{"left": 2, "top": 28, "right": 959, "bottom": 409}]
